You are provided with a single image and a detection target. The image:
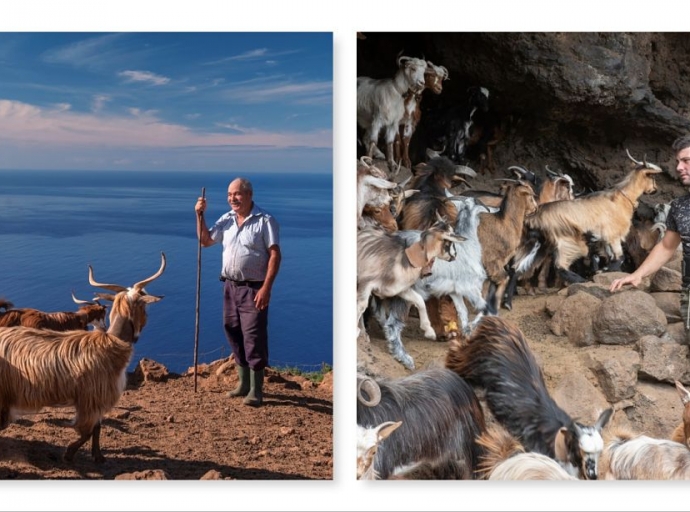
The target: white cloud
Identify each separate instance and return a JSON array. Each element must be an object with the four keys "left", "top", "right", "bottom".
[
  {"left": 223, "top": 80, "right": 332, "bottom": 104},
  {"left": 204, "top": 48, "right": 300, "bottom": 66},
  {"left": 41, "top": 33, "right": 126, "bottom": 69},
  {"left": 0, "top": 99, "right": 332, "bottom": 150},
  {"left": 185, "top": 113, "right": 201, "bottom": 120},
  {"left": 92, "top": 94, "right": 111, "bottom": 113},
  {"left": 215, "top": 123, "right": 256, "bottom": 134},
  {"left": 53, "top": 103, "right": 71, "bottom": 112},
  {"left": 119, "top": 70, "right": 170, "bottom": 86}
]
